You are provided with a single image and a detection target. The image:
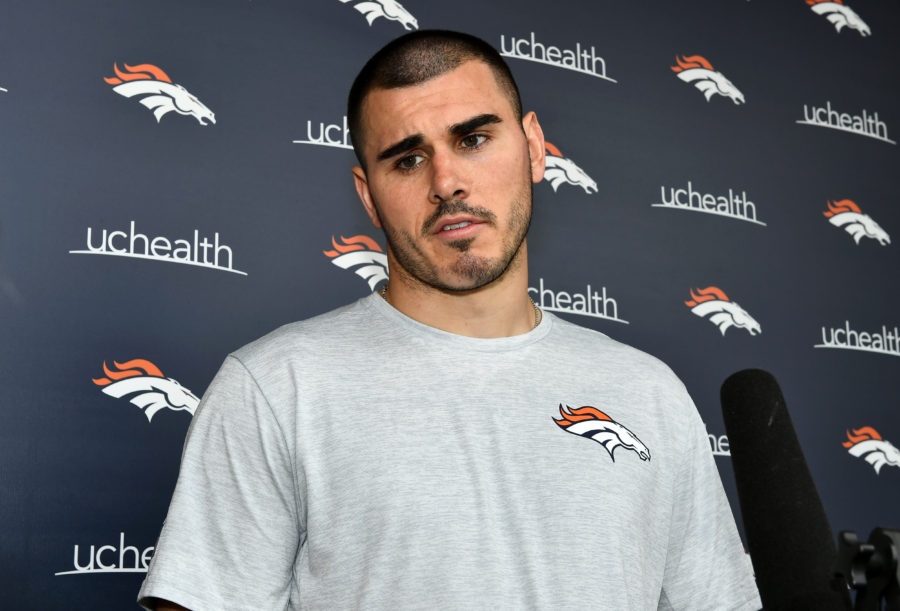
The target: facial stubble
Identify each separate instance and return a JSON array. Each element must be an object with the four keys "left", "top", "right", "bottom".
[{"left": 374, "top": 179, "right": 533, "bottom": 293}]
